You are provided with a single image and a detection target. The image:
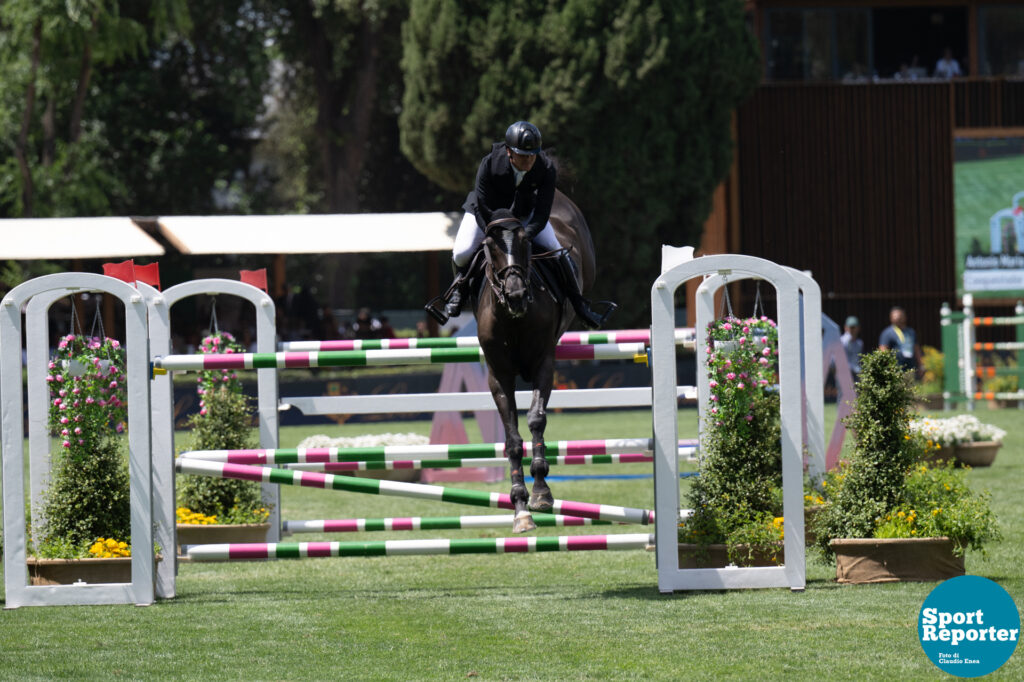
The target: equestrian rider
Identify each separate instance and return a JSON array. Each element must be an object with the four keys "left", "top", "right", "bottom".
[{"left": 443, "top": 121, "right": 606, "bottom": 330}]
